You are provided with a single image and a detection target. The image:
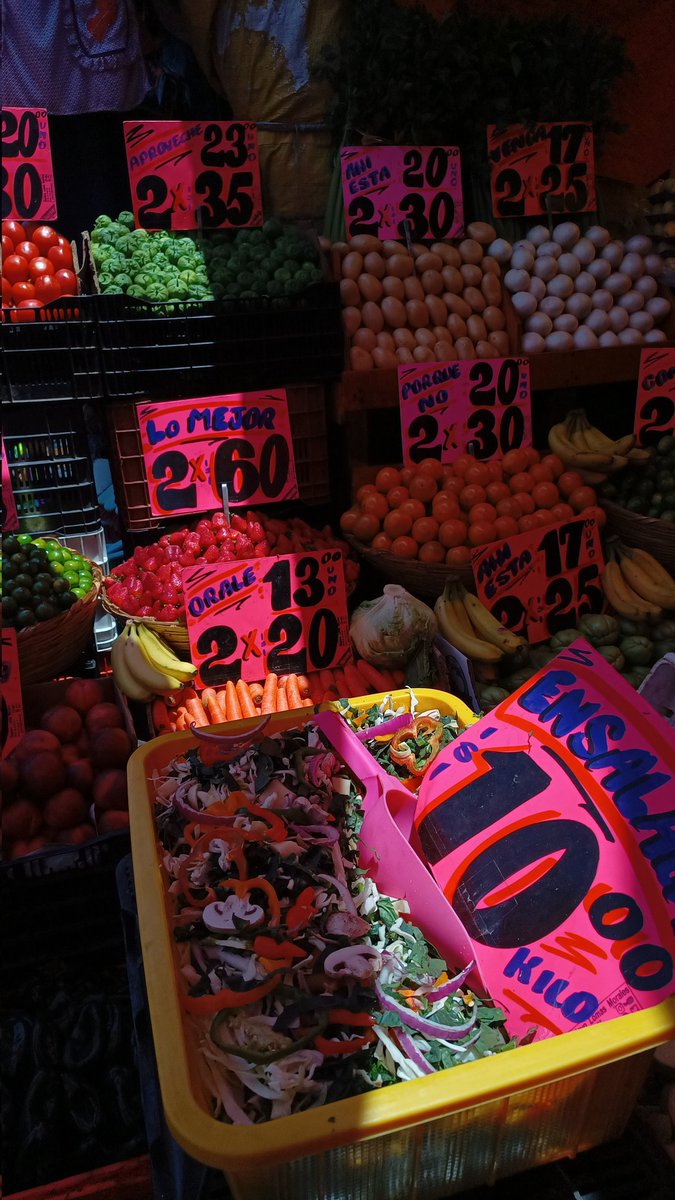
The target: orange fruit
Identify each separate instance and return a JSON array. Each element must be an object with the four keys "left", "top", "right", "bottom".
[
  {"left": 411, "top": 516, "right": 440, "bottom": 544},
  {"left": 468, "top": 521, "right": 497, "bottom": 547},
  {"left": 531, "top": 481, "right": 559, "bottom": 509},
  {"left": 362, "top": 491, "right": 389, "bottom": 519},
  {"left": 408, "top": 473, "right": 438, "bottom": 503},
  {"left": 372, "top": 532, "right": 393, "bottom": 551},
  {"left": 375, "top": 465, "right": 402, "bottom": 493},
  {"left": 438, "top": 518, "right": 468, "bottom": 549},
  {"left": 383, "top": 508, "right": 413, "bottom": 538},
  {"left": 568, "top": 486, "right": 597, "bottom": 513},
  {"left": 390, "top": 535, "right": 419, "bottom": 559},
  {"left": 446, "top": 545, "right": 472, "bottom": 566},
  {"left": 558, "top": 471, "right": 584, "bottom": 498},
  {"left": 419, "top": 540, "right": 446, "bottom": 563}
]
